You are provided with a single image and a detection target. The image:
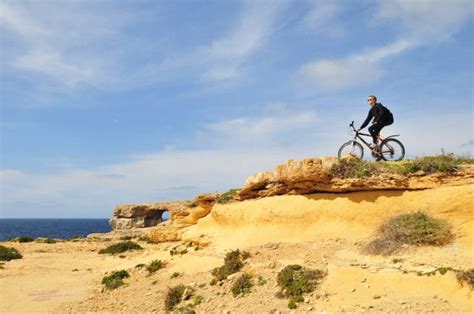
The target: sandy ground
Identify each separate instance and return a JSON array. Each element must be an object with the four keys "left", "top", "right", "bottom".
[{"left": 1, "top": 184, "right": 472, "bottom": 313}]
